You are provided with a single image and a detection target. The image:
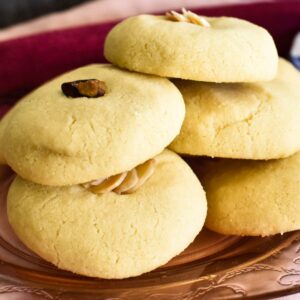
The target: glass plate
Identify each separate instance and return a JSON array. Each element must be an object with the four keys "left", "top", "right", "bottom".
[{"left": 0, "top": 168, "right": 300, "bottom": 299}]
